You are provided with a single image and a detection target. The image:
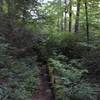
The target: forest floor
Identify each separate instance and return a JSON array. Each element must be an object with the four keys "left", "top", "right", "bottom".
[{"left": 33, "top": 64, "right": 54, "bottom": 100}]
